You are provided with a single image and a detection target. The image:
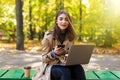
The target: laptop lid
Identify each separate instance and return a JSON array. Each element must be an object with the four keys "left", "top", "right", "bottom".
[{"left": 65, "top": 44, "right": 95, "bottom": 66}]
